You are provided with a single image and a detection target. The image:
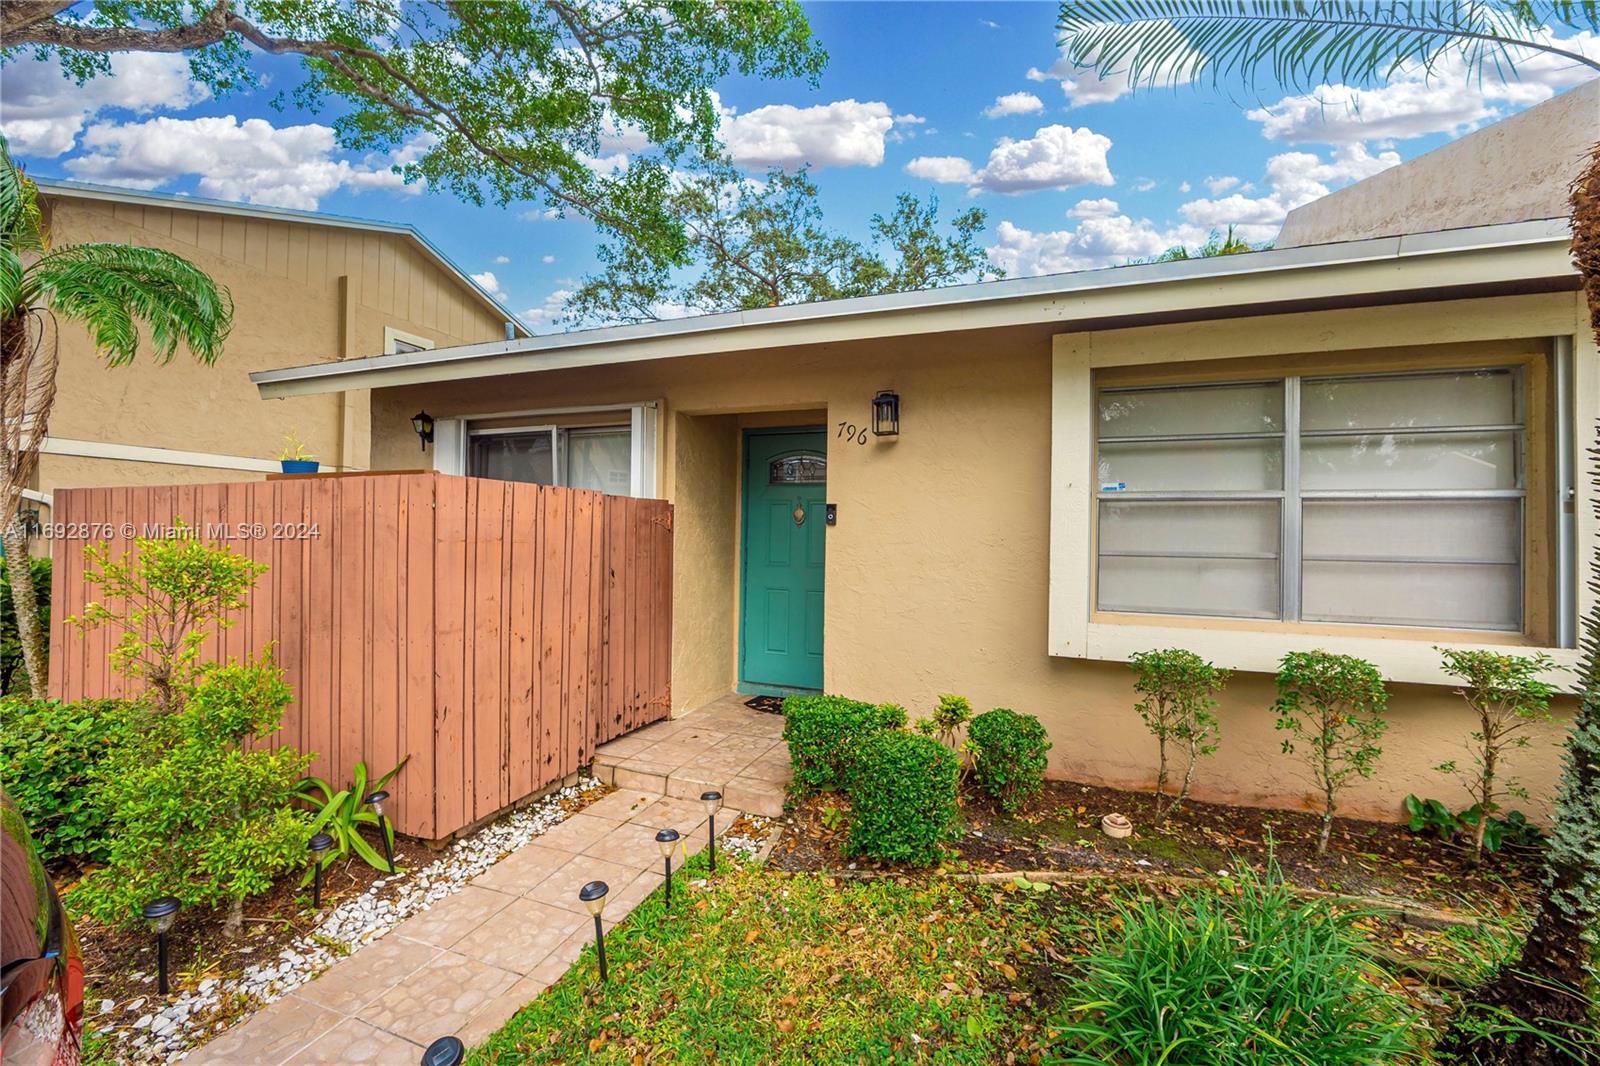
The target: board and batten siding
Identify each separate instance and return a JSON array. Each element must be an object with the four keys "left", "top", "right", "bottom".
[{"left": 47, "top": 472, "right": 672, "bottom": 840}]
